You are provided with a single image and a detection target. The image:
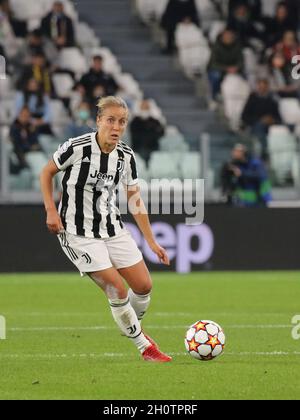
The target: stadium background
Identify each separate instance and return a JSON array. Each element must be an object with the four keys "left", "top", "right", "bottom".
[
  {"left": 1, "top": 0, "right": 300, "bottom": 401},
  {"left": 1, "top": 0, "right": 300, "bottom": 272}
]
